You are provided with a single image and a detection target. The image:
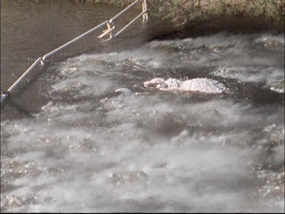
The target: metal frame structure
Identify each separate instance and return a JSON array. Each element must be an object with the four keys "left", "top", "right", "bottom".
[
  {"left": 98, "top": 0, "right": 148, "bottom": 41},
  {"left": 1, "top": 0, "right": 148, "bottom": 104}
]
